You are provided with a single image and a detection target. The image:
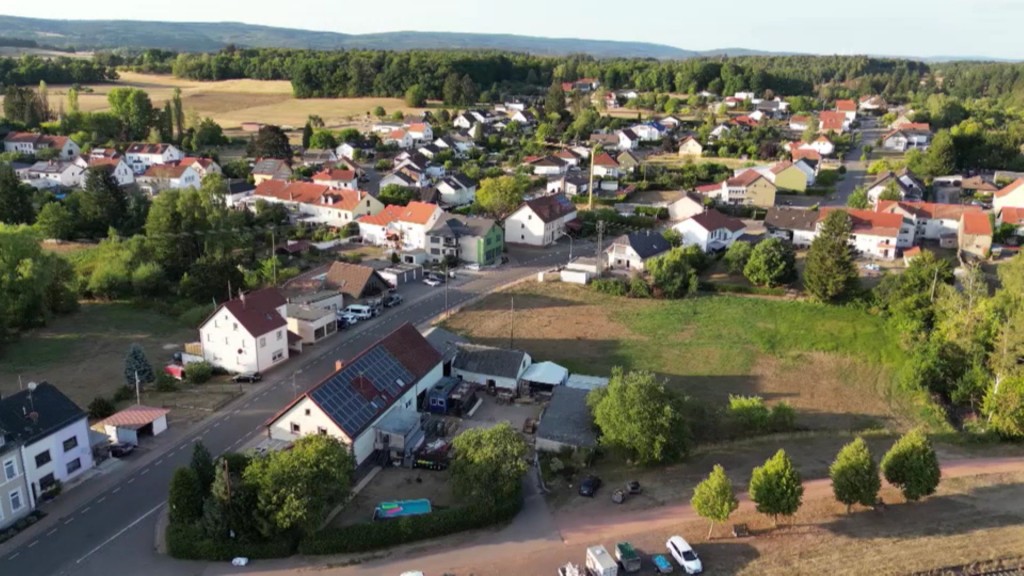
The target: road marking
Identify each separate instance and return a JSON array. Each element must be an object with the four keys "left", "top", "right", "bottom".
[
  {"left": 81, "top": 506, "right": 91, "bottom": 514},
  {"left": 155, "top": 459, "right": 163, "bottom": 465},
  {"left": 96, "top": 496, "right": 106, "bottom": 504},
  {"left": 112, "top": 487, "right": 121, "bottom": 494},
  {"left": 212, "top": 422, "right": 221, "bottom": 428},
  {"left": 63, "top": 517, "right": 74, "bottom": 525},
  {"left": 140, "top": 469, "right": 149, "bottom": 475},
  {"left": 28, "top": 540, "right": 39, "bottom": 548},
  {"left": 232, "top": 409, "right": 240, "bottom": 415},
  {"left": 8, "top": 553, "right": 19, "bottom": 560},
  {"left": 75, "top": 502, "right": 164, "bottom": 565},
  {"left": 46, "top": 529, "right": 58, "bottom": 536},
  {"left": 127, "top": 477, "right": 135, "bottom": 484}
]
